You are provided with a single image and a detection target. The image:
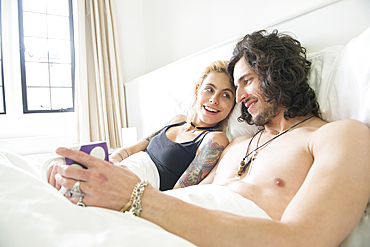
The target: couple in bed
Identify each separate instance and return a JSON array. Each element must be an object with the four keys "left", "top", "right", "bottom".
[
  {"left": 50, "top": 30, "right": 370, "bottom": 246},
  {"left": 48, "top": 60, "right": 237, "bottom": 192}
]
